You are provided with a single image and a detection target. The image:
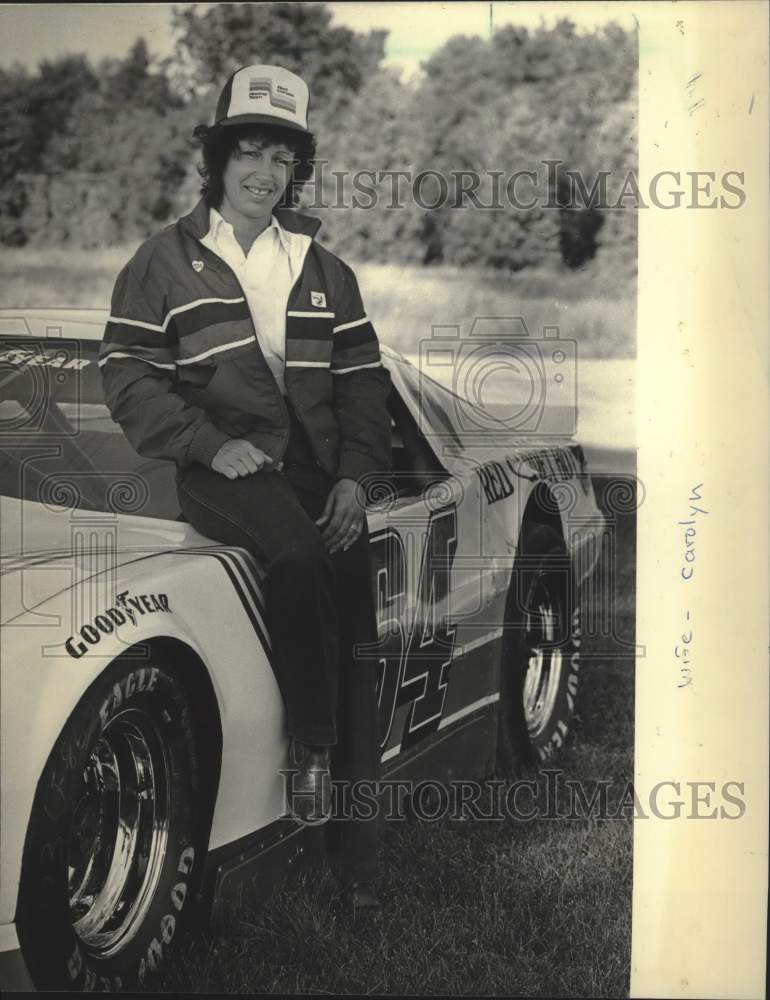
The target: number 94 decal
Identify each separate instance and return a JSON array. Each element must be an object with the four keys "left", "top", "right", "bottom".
[{"left": 365, "top": 507, "right": 458, "bottom": 751}]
